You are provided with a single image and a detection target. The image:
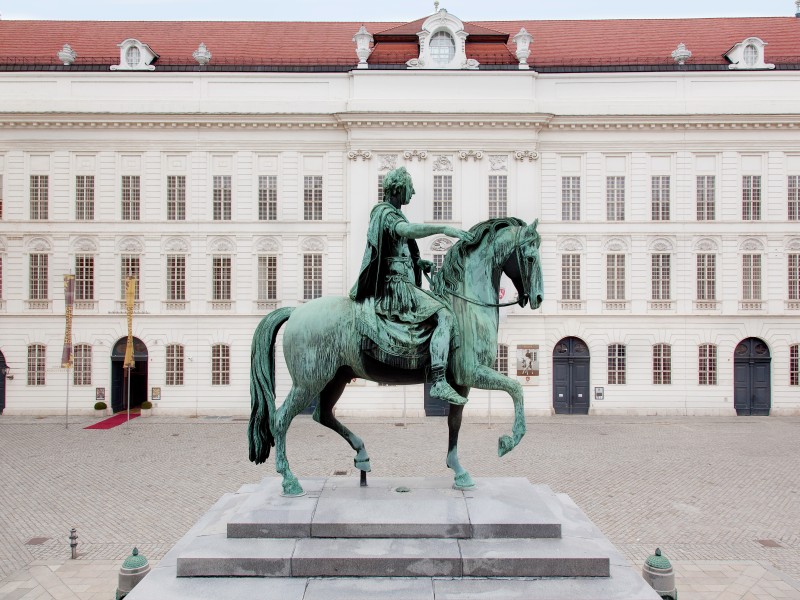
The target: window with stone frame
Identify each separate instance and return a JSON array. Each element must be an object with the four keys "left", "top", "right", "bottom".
[
  {"left": 791, "top": 344, "right": 799, "bottom": 386},
  {"left": 607, "top": 344, "right": 626, "bottom": 385},
  {"left": 212, "top": 255, "right": 232, "bottom": 301},
  {"left": 258, "top": 175, "right": 278, "bottom": 221},
  {"left": 651, "top": 254, "right": 671, "bottom": 301},
  {"left": 27, "top": 344, "right": 46, "bottom": 386},
  {"left": 696, "top": 254, "right": 716, "bottom": 301},
  {"left": 75, "top": 175, "right": 95, "bottom": 221},
  {"left": 303, "top": 175, "right": 323, "bottom": 221},
  {"left": 651, "top": 176, "right": 670, "bottom": 221},
  {"left": 121, "top": 175, "right": 140, "bottom": 221},
  {"left": 433, "top": 175, "right": 453, "bottom": 221},
  {"left": 430, "top": 30, "right": 456, "bottom": 64},
  {"left": 698, "top": 344, "right": 717, "bottom": 386},
  {"left": 0, "top": 256, "right": 3, "bottom": 300},
  {"left": 432, "top": 253, "right": 446, "bottom": 271},
  {"left": 258, "top": 255, "right": 278, "bottom": 301},
  {"left": 211, "top": 344, "right": 230, "bottom": 386},
  {"left": 166, "top": 344, "right": 184, "bottom": 386},
  {"left": 303, "top": 253, "right": 323, "bottom": 300},
  {"left": 73, "top": 344, "right": 92, "bottom": 386},
  {"left": 0, "top": 174, "right": 3, "bottom": 219},
  {"left": 789, "top": 176, "right": 800, "bottom": 221},
  {"left": 561, "top": 176, "right": 580, "bottom": 221},
  {"left": 652, "top": 343, "right": 672, "bottom": 385},
  {"left": 606, "top": 176, "right": 625, "bottom": 221},
  {"left": 789, "top": 254, "right": 800, "bottom": 301},
  {"left": 167, "top": 175, "right": 186, "bottom": 221},
  {"left": 120, "top": 255, "right": 140, "bottom": 300},
  {"left": 29, "top": 253, "right": 48, "bottom": 300},
  {"left": 377, "top": 174, "right": 385, "bottom": 203},
  {"left": 696, "top": 175, "right": 716, "bottom": 221},
  {"left": 606, "top": 254, "right": 625, "bottom": 300},
  {"left": 166, "top": 255, "right": 186, "bottom": 301},
  {"left": 742, "top": 254, "right": 762, "bottom": 301},
  {"left": 742, "top": 175, "right": 761, "bottom": 221},
  {"left": 561, "top": 254, "right": 581, "bottom": 300},
  {"left": 489, "top": 175, "right": 508, "bottom": 219},
  {"left": 213, "top": 175, "right": 232, "bottom": 221},
  {"left": 494, "top": 344, "right": 508, "bottom": 375},
  {"left": 30, "top": 175, "right": 49, "bottom": 220},
  {"left": 74, "top": 255, "right": 94, "bottom": 301}
]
